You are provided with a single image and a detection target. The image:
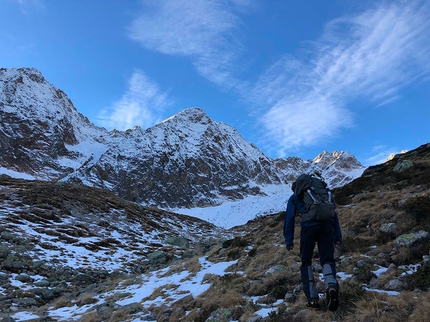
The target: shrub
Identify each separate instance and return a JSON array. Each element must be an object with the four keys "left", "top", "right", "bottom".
[
  {"left": 227, "top": 249, "right": 240, "bottom": 259},
  {"left": 339, "top": 280, "right": 366, "bottom": 305},
  {"left": 402, "top": 195, "right": 430, "bottom": 228},
  {"left": 409, "top": 239, "right": 430, "bottom": 261},
  {"left": 342, "top": 236, "right": 375, "bottom": 253},
  {"left": 222, "top": 237, "right": 249, "bottom": 248}
]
